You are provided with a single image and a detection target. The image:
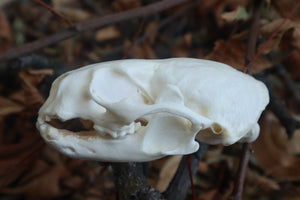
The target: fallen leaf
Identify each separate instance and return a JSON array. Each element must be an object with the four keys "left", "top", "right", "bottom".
[
  {"left": 290, "top": 27, "right": 300, "bottom": 52},
  {"left": 258, "top": 19, "right": 297, "bottom": 54},
  {"left": 156, "top": 155, "right": 182, "bottom": 192},
  {"left": 2, "top": 165, "right": 70, "bottom": 198},
  {"left": 19, "top": 69, "right": 53, "bottom": 87},
  {"left": 113, "top": 0, "right": 141, "bottom": 12},
  {"left": 221, "top": 6, "right": 249, "bottom": 23},
  {"left": 272, "top": 0, "right": 300, "bottom": 20},
  {"left": 0, "top": 140, "right": 44, "bottom": 188},
  {"left": 53, "top": 0, "right": 91, "bottom": 22},
  {"left": 196, "top": 0, "right": 251, "bottom": 26},
  {"left": 205, "top": 39, "right": 271, "bottom": 73},
  {"left": 253, "top": 112, "right": 300, "bottom": 181},
  {"left": 144, "top": 21, "right": 158, "bottom": 45},
  {"left": 247, "top": 169, "right": 280, "bottom": 191},
  {"left": 95, "top": 26, "right": 121, "bottom": 42},
  {"left": 0, "top": 11, "right": 12, "bottom": 52},
  {"left": 171, "top": 32, "right": 192, "bottom": 58},
  {"left": 197, "top": 188, "right": 218, "bottom": 200},
  {"left": 126, "top": 40, "right": 157, "bottom": 59},
  {"left": 18, "top": 69, "right": 52, "bottom": 108},
  {"left": 282, "top": 50, "right": 300, "bottom": 79},
  {"left": 0, "top": 97, "right": 24, "bottom": 117}
]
